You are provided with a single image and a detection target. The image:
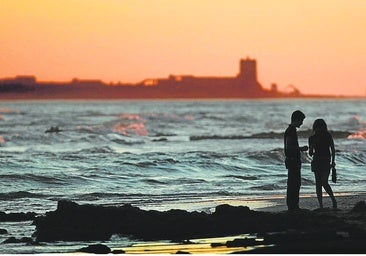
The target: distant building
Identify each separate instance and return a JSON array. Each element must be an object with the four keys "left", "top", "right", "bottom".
[
  {"left": 0, "top": 75, "right": 36, "bottom": 85},
  {"left": 138, "top": 57, "right": 264, "bottom": 96},
  {"left": 71, "top": 78, "right": 104, "bottom": 88},
  {"left": 0, "top": 57, "right": 302, "bottom": 99},
  {"left": 237, "top": 57, "right": 263, "bottom": 94},
  {"left": 0, "top": 75, "right": 36, "bottom": 93},
  {"left": 271, "top": 83, "right": 278, "bottom": 92}
]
